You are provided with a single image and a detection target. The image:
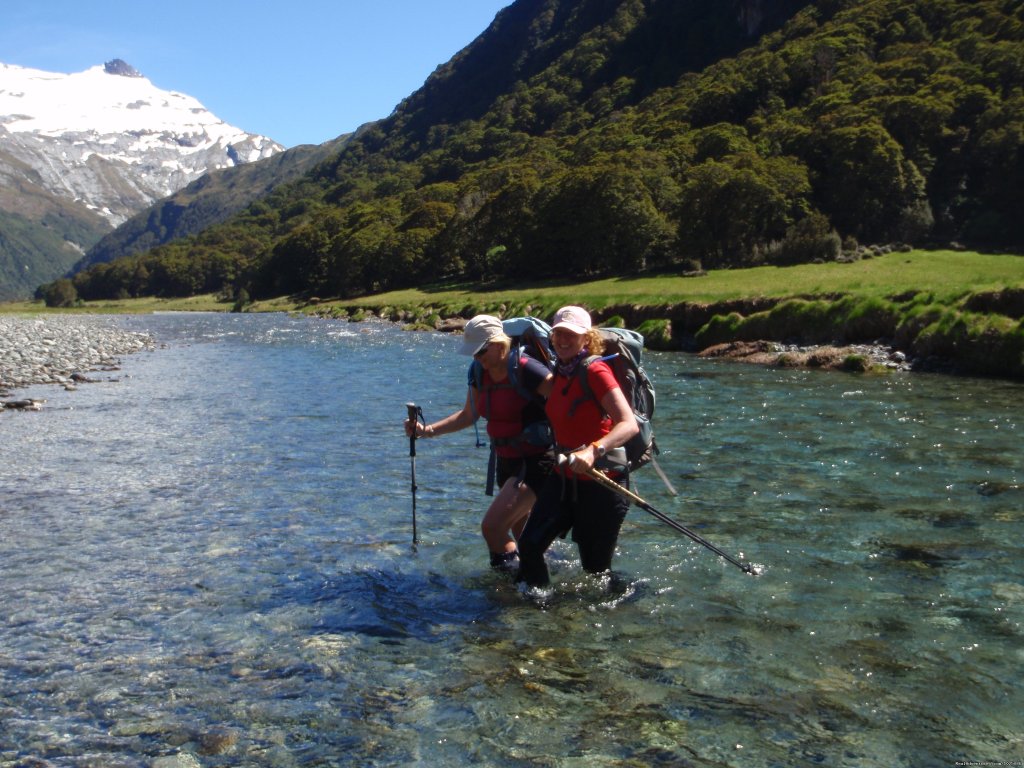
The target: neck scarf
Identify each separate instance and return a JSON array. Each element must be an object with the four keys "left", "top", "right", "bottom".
[{"left": 556, "top": 349, "right": 589, "bottom": 378}]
